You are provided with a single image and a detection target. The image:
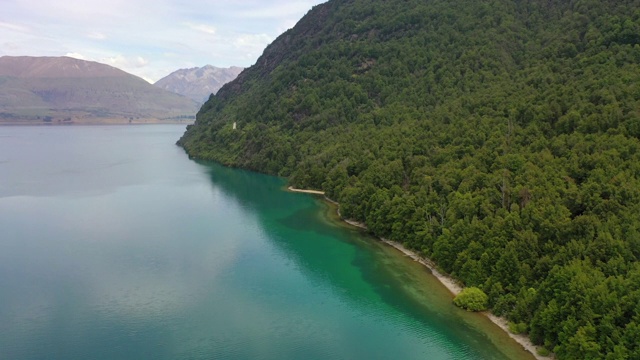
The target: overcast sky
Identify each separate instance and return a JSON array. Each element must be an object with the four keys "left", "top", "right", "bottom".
[{"left": 0, "top": 0, "right": 326, "bottom": 82}]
